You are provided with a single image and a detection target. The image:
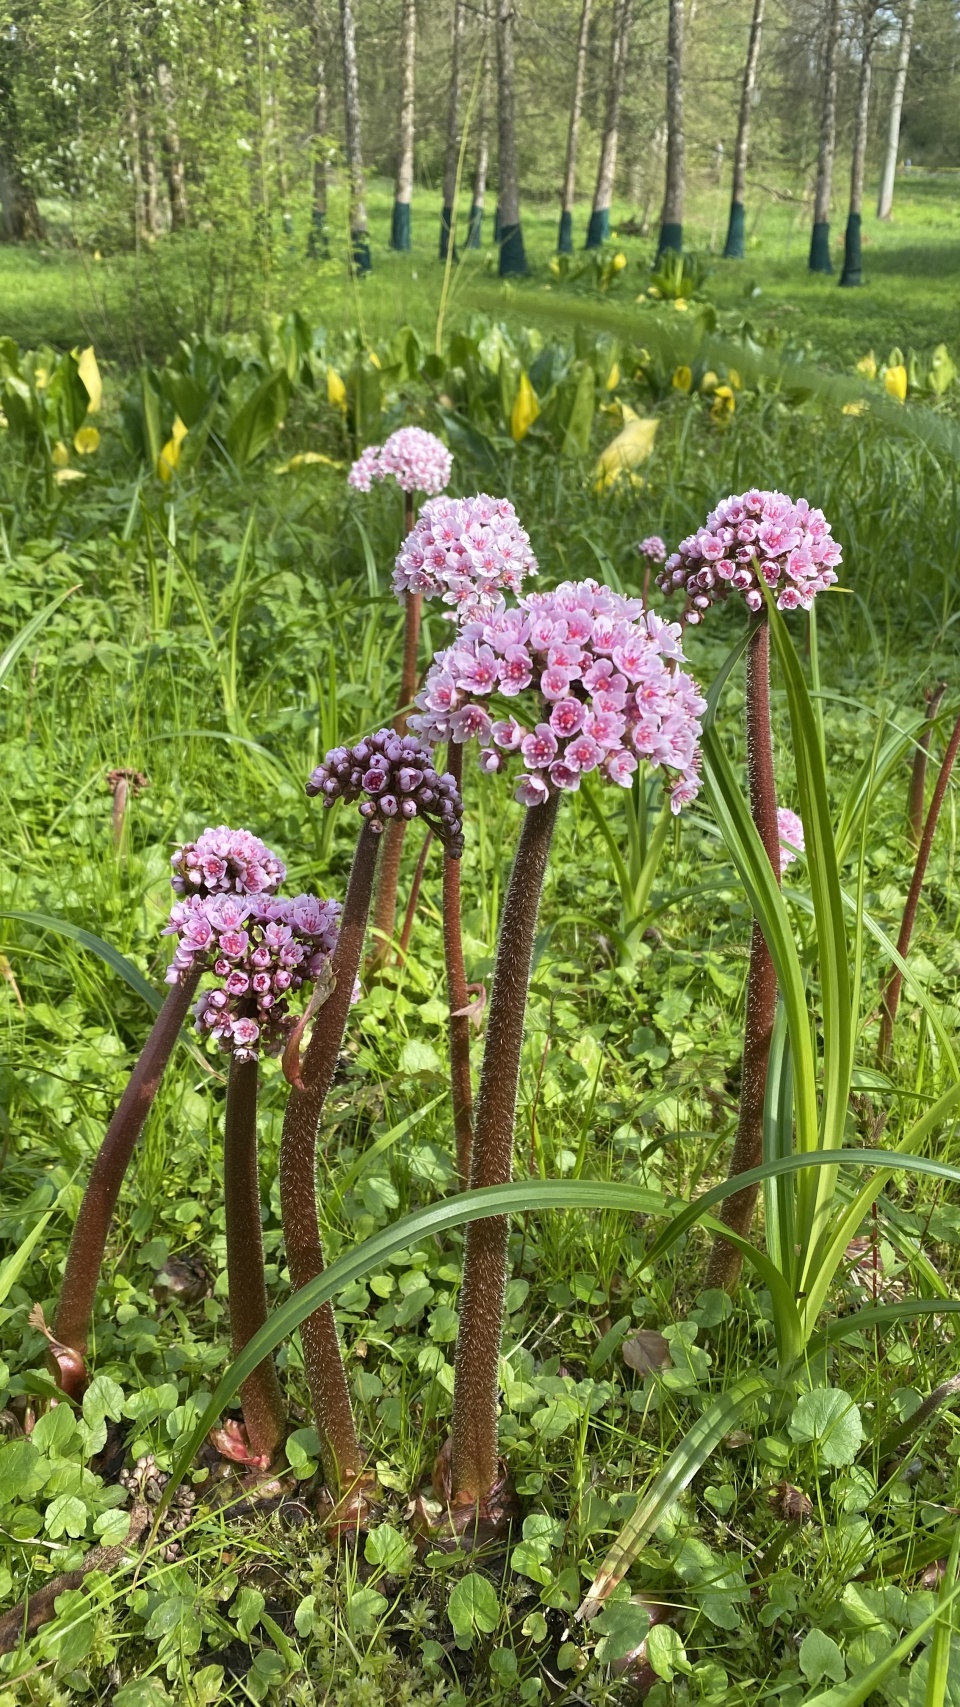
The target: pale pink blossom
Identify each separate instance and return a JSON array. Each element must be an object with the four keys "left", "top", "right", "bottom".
[
  {"left": 393, "top": 494, "right": 537, "bottom": 617},
  {"left": 777, "top": 807, "right": 805, "bottom": 874},
  {"left": 658, "top": 490, "right": 841, "bottom": 620},
  {"left": 348, "top": 427, "right": 452, "bottom": 496}
]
